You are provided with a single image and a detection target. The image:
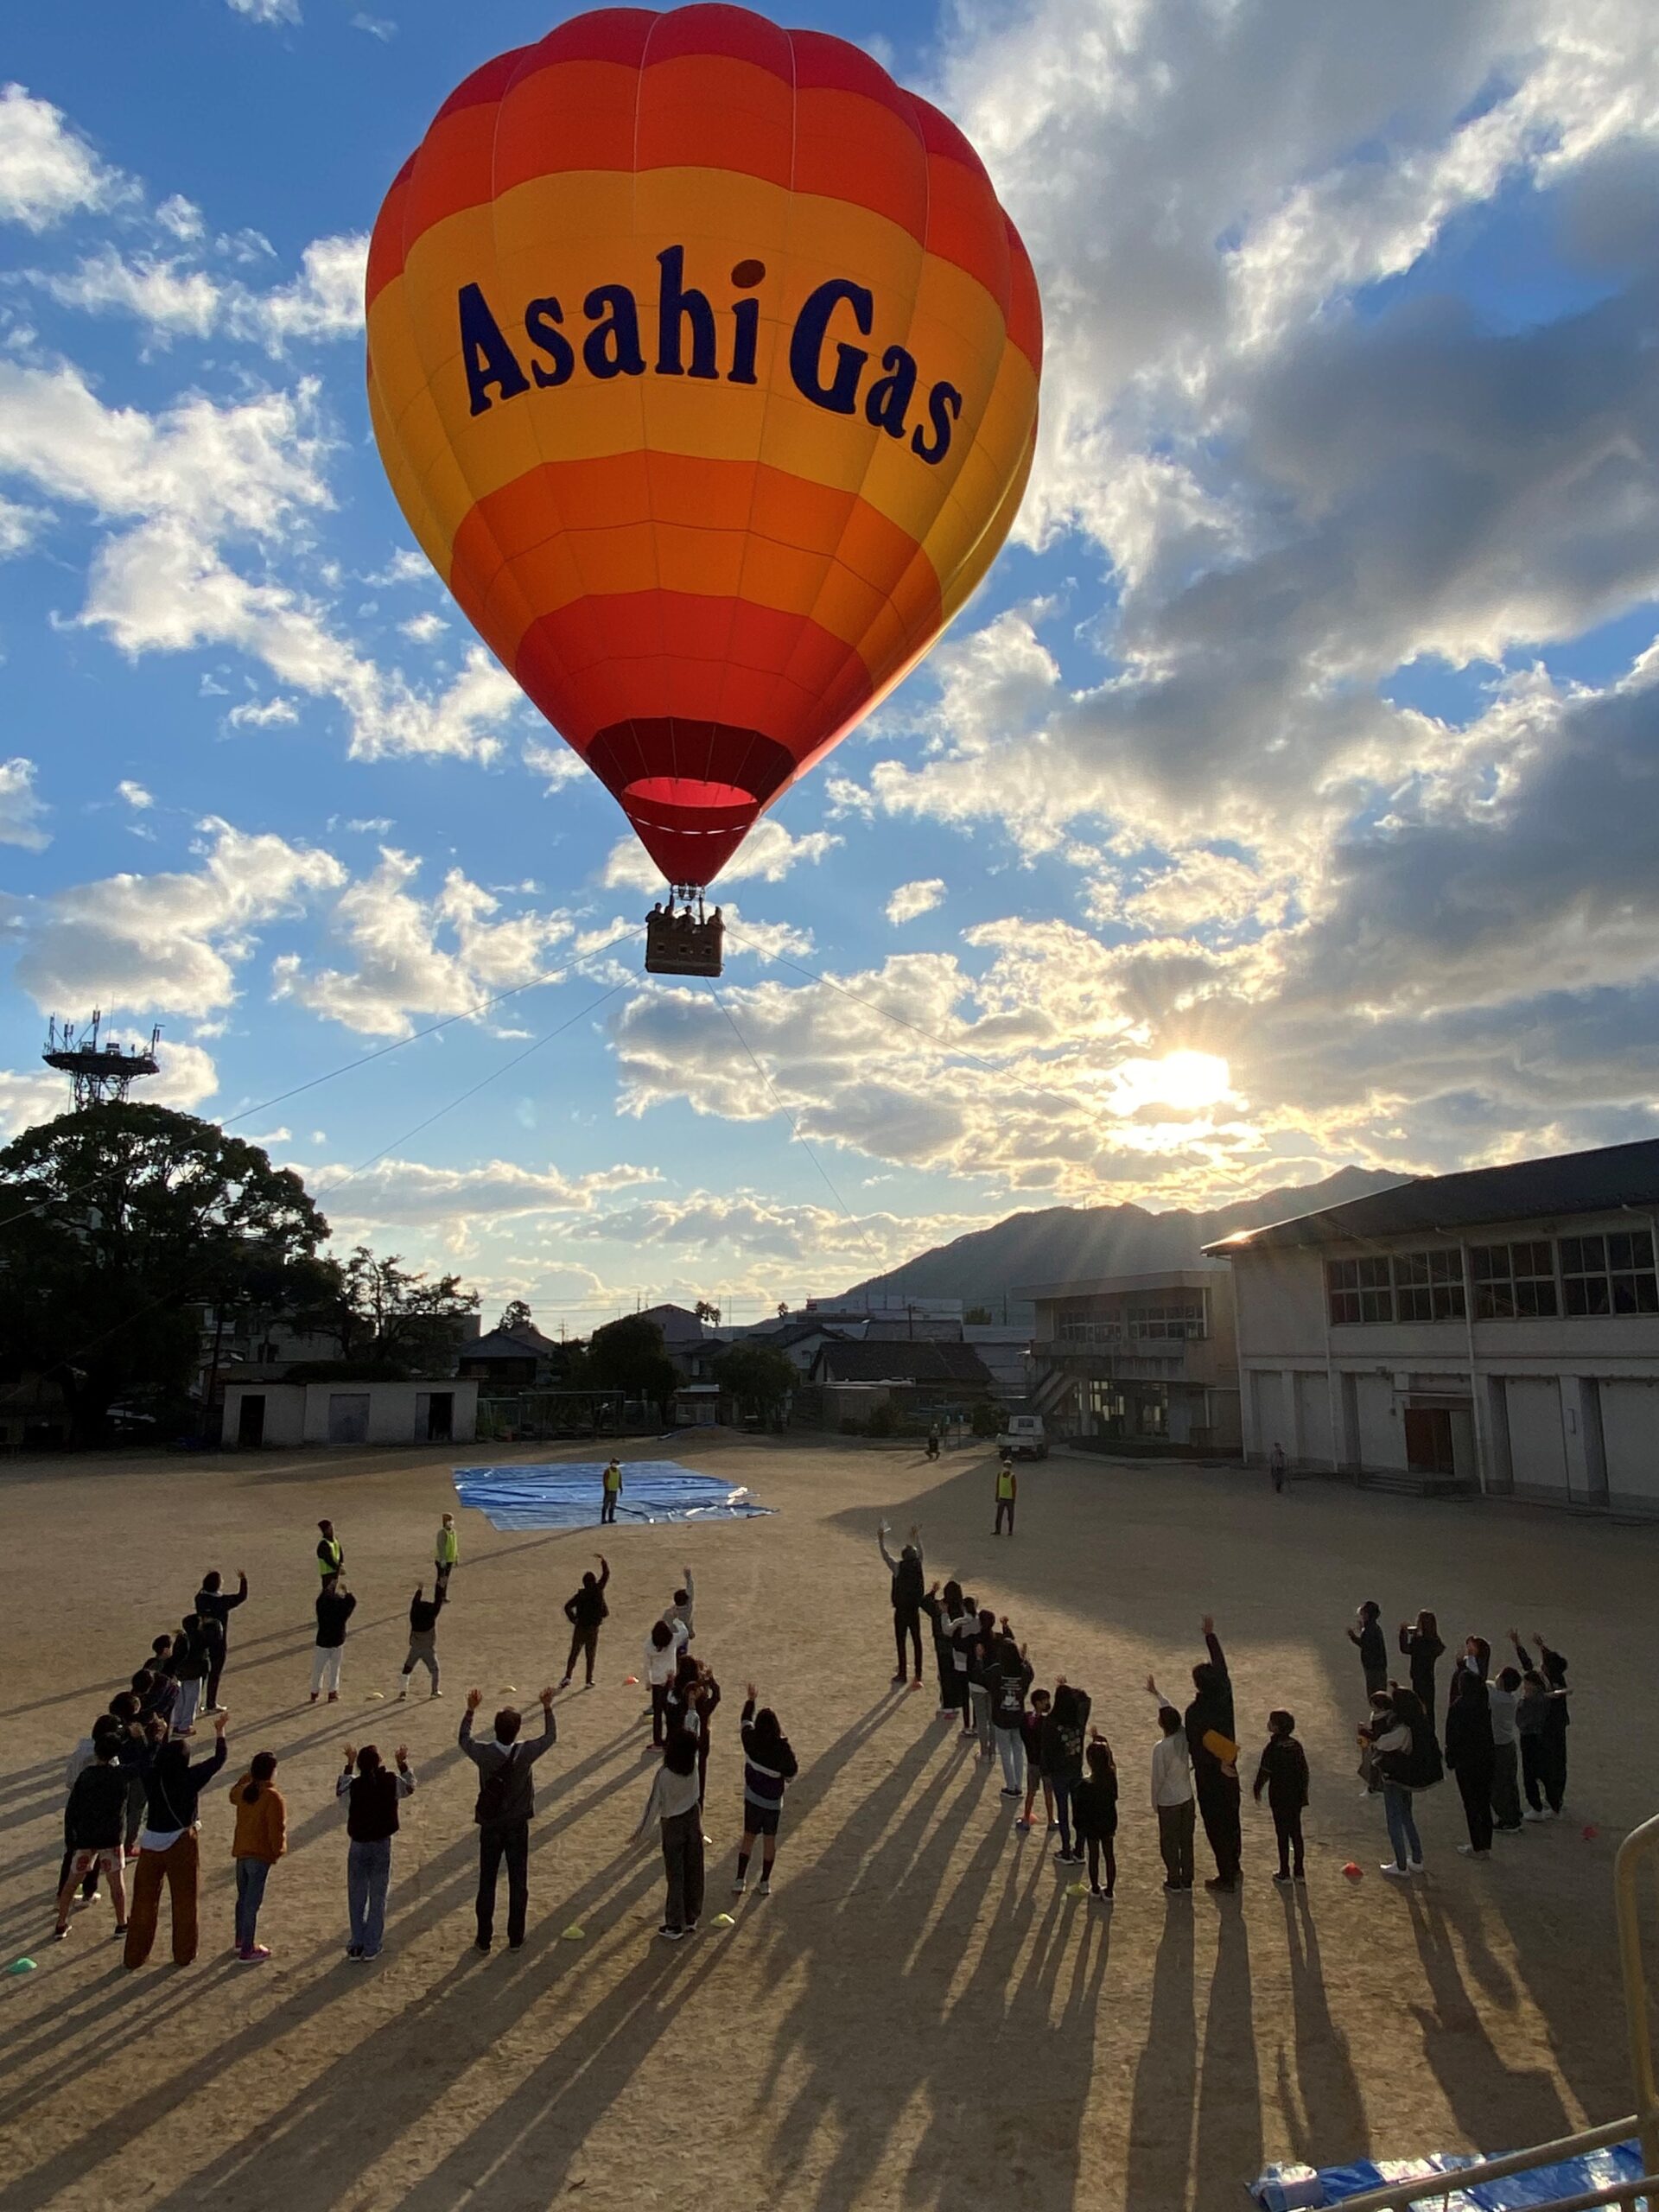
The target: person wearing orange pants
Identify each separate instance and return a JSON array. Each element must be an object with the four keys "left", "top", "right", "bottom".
[{"left": 124, "top": 1718, "right": 227, "bottom": 1969}]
